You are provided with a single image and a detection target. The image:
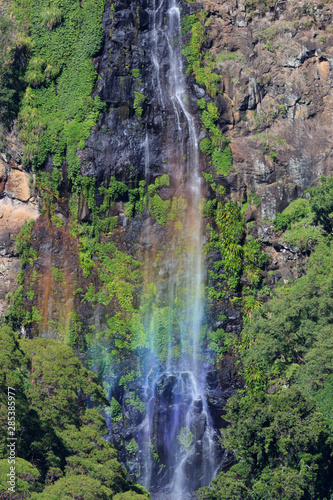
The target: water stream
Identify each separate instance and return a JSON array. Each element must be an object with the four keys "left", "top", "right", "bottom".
[{"left": 136, "top": 1, "right": 220, "bottom": 497}]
